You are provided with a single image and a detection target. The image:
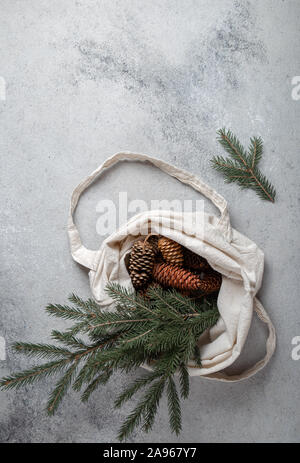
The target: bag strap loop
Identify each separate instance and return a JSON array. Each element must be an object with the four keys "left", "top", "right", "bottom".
[
  {"left": 202, "top": 298, "right": 276, "bottom": 382},
  {"left": 68, "top": 152, "right": 232, "bottom": 270}
]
